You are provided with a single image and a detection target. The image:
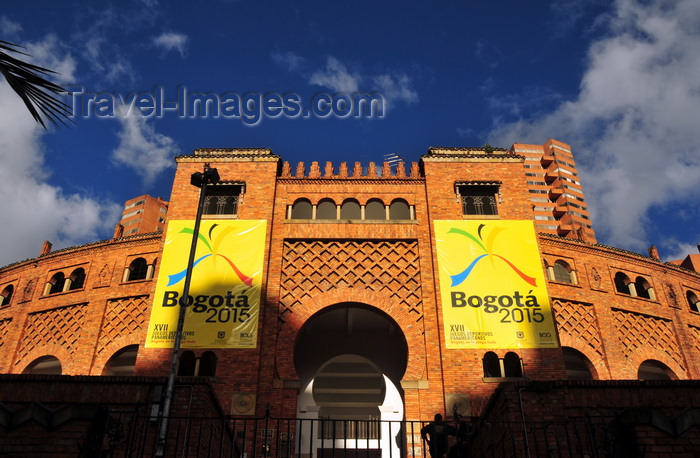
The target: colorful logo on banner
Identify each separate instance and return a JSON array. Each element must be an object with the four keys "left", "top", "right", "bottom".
[
  {"left": 435, "top": 220, "right": 558, "bottom": 349},
  {"left": 145, "top": 220, "right": 266, "bottom": 349}
]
